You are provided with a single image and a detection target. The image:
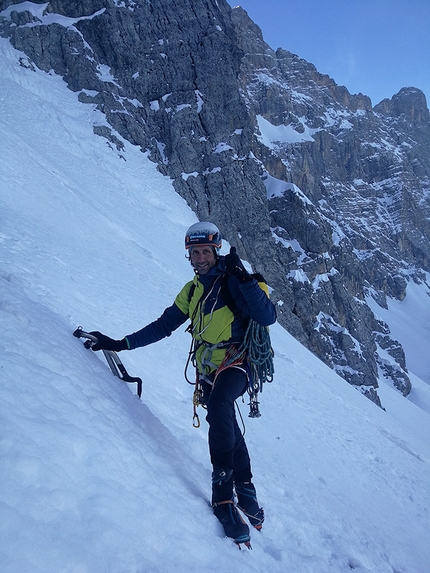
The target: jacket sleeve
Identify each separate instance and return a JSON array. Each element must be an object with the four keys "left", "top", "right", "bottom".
[
  {"left": 125, "top": 302, "right": 188, "bottom": 350},
  {"left": 230, "top": 276, "right": 277, "bottom": 326}
]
